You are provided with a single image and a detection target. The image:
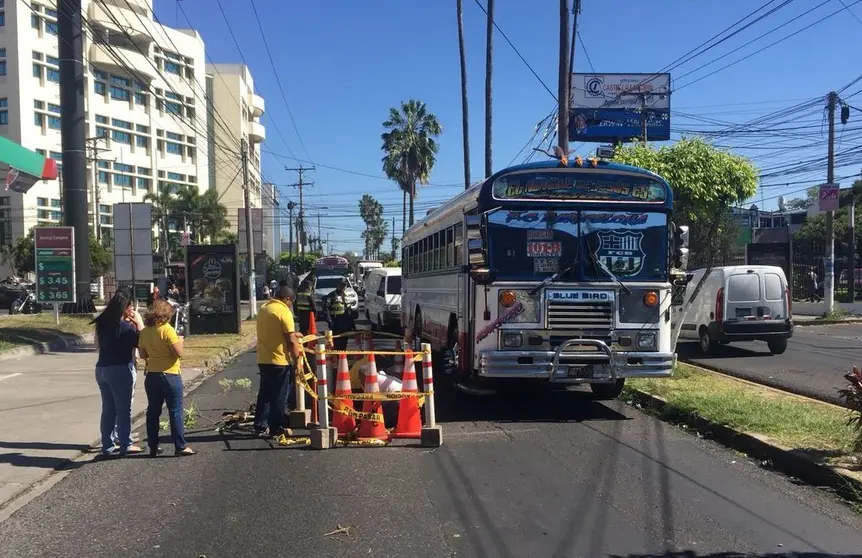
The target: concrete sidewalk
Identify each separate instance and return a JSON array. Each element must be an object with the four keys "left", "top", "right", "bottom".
[{"left": 0, "top": 343, "right": 207, "bottom": 514}]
